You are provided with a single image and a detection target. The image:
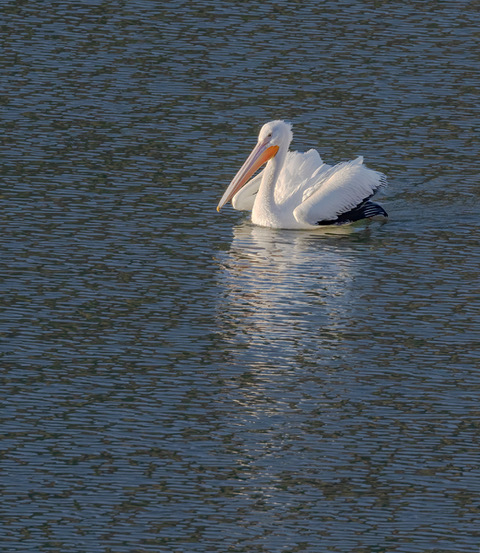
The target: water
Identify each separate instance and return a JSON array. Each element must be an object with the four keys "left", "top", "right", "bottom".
[{"left": 1, "top": 1, "right": 480, "bottom": 552}]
